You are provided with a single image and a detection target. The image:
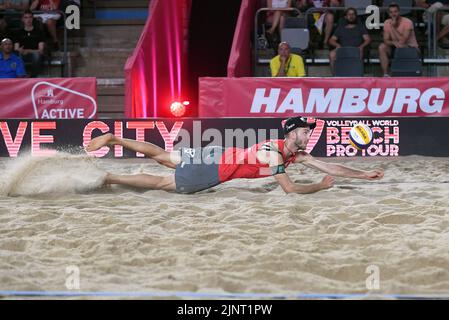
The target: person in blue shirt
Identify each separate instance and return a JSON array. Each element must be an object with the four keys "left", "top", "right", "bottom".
[{"left": 0, "top": 38, "right": 26, "bottom": 78}]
